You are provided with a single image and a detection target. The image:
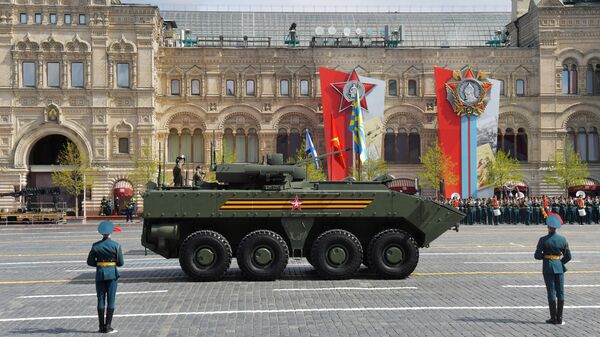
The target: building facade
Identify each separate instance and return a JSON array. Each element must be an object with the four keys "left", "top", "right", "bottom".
[{"left": 0, "top": 0, "right": 599, "bottom": 214}]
